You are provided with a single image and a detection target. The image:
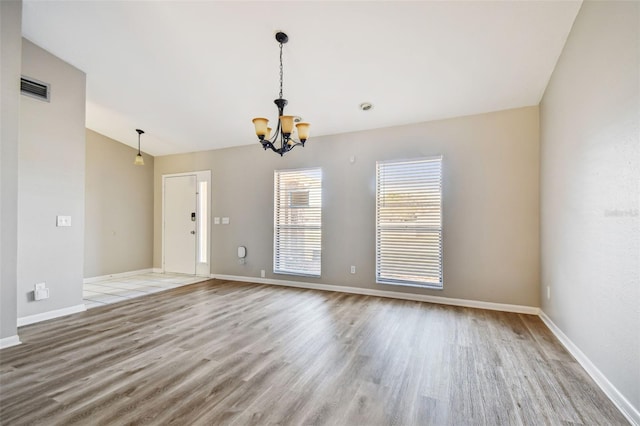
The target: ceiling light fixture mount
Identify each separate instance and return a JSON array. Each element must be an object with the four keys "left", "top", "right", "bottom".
[
  {"left": 134, "top": 128, "right": 145, "bottom": 166},
  {"left": 252, "top": 32, "right": 310, "bottom": 157}
]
